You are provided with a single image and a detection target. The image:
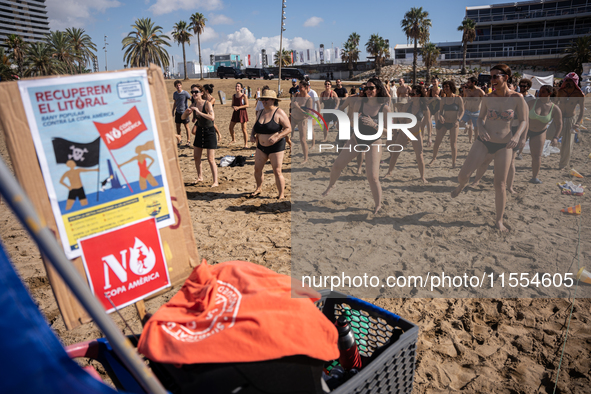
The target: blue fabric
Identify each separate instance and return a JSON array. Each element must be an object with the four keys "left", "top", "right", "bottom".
[{"left": 0, "top": 240, "right": 119, "bottom": 394}]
